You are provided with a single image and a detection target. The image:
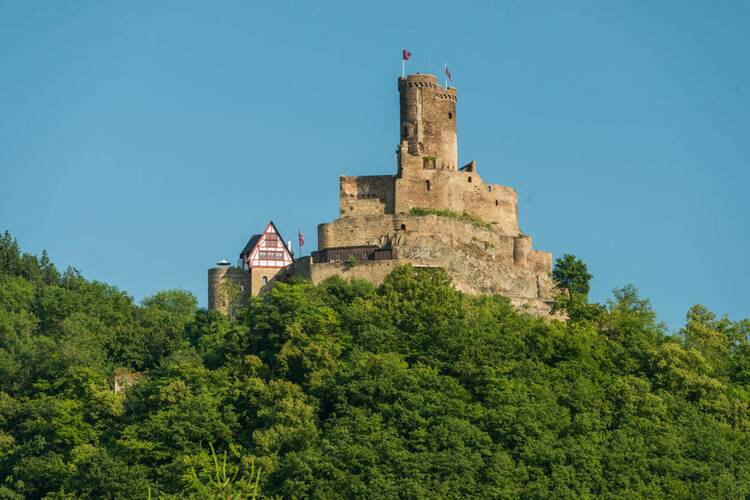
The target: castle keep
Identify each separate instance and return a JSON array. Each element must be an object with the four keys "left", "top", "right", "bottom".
[{"left": 209, "top": 73, "right": 556, "bottom": 316}]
